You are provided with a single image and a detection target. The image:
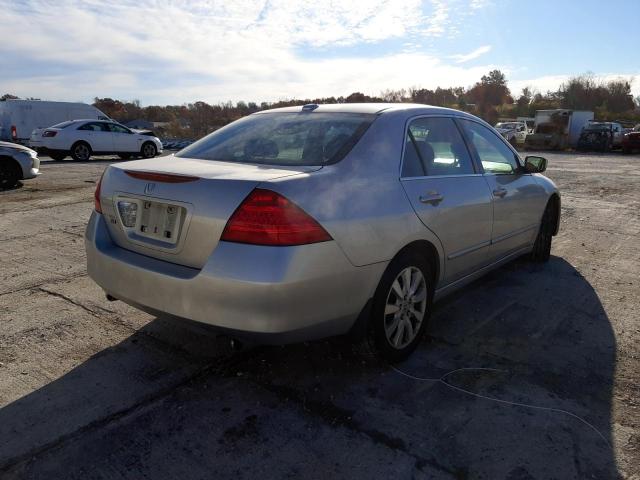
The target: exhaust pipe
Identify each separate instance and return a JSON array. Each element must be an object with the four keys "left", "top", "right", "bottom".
[{"left": 229, "top": 338, "right": 243, "bottom": 352}]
